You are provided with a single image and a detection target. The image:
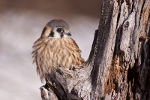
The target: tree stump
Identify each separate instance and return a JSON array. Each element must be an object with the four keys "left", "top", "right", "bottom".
[{"left": 40, "top": 0, "right": 150, "bottom": 100}]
